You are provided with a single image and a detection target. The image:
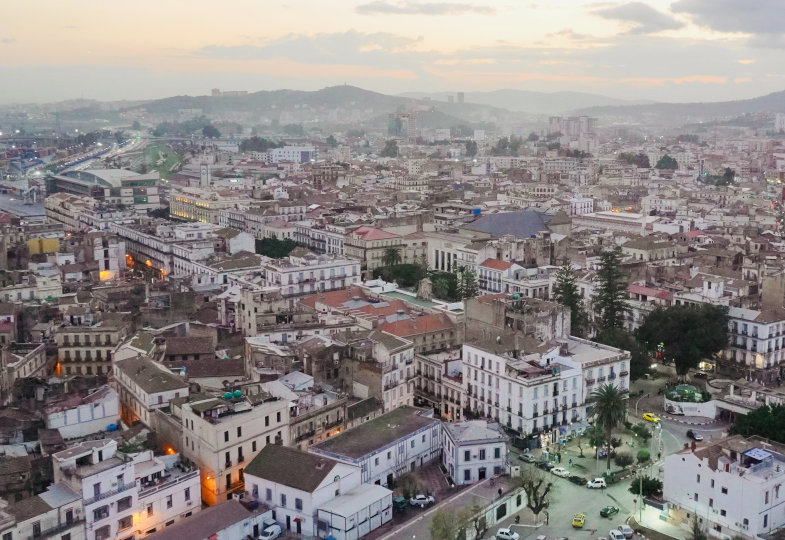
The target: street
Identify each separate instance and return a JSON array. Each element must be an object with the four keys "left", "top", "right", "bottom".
[{"left": 0, "top": 192, "right": 44, "bottom": 217}]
